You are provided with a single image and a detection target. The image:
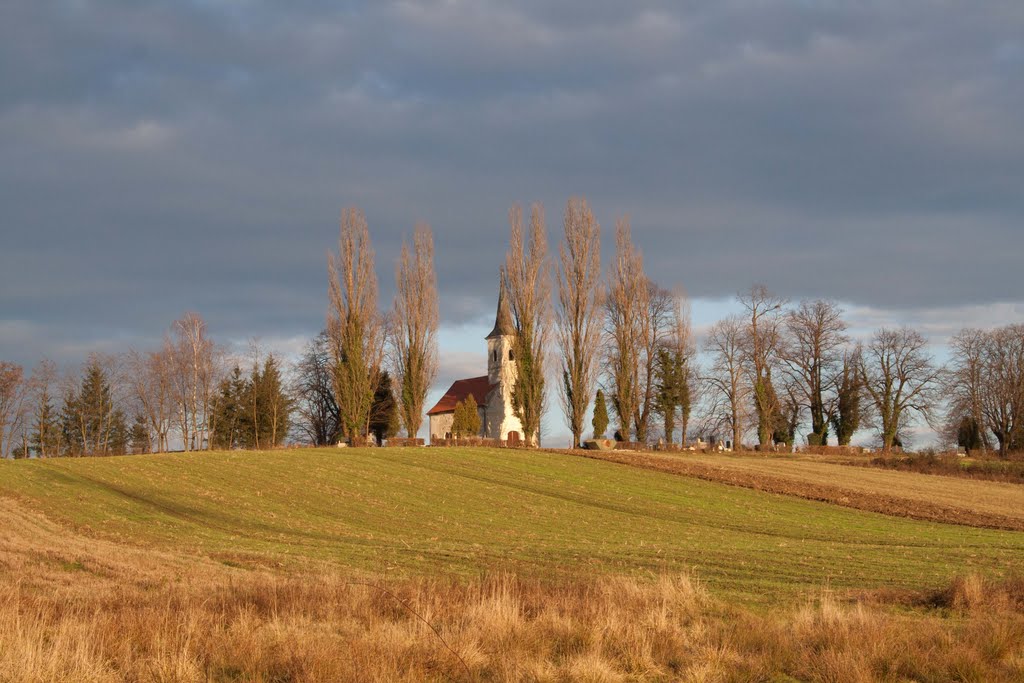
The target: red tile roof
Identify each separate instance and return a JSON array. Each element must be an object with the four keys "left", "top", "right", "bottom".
[{"left": 427, "top": 376, "right": 495, "bottom": 415}]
